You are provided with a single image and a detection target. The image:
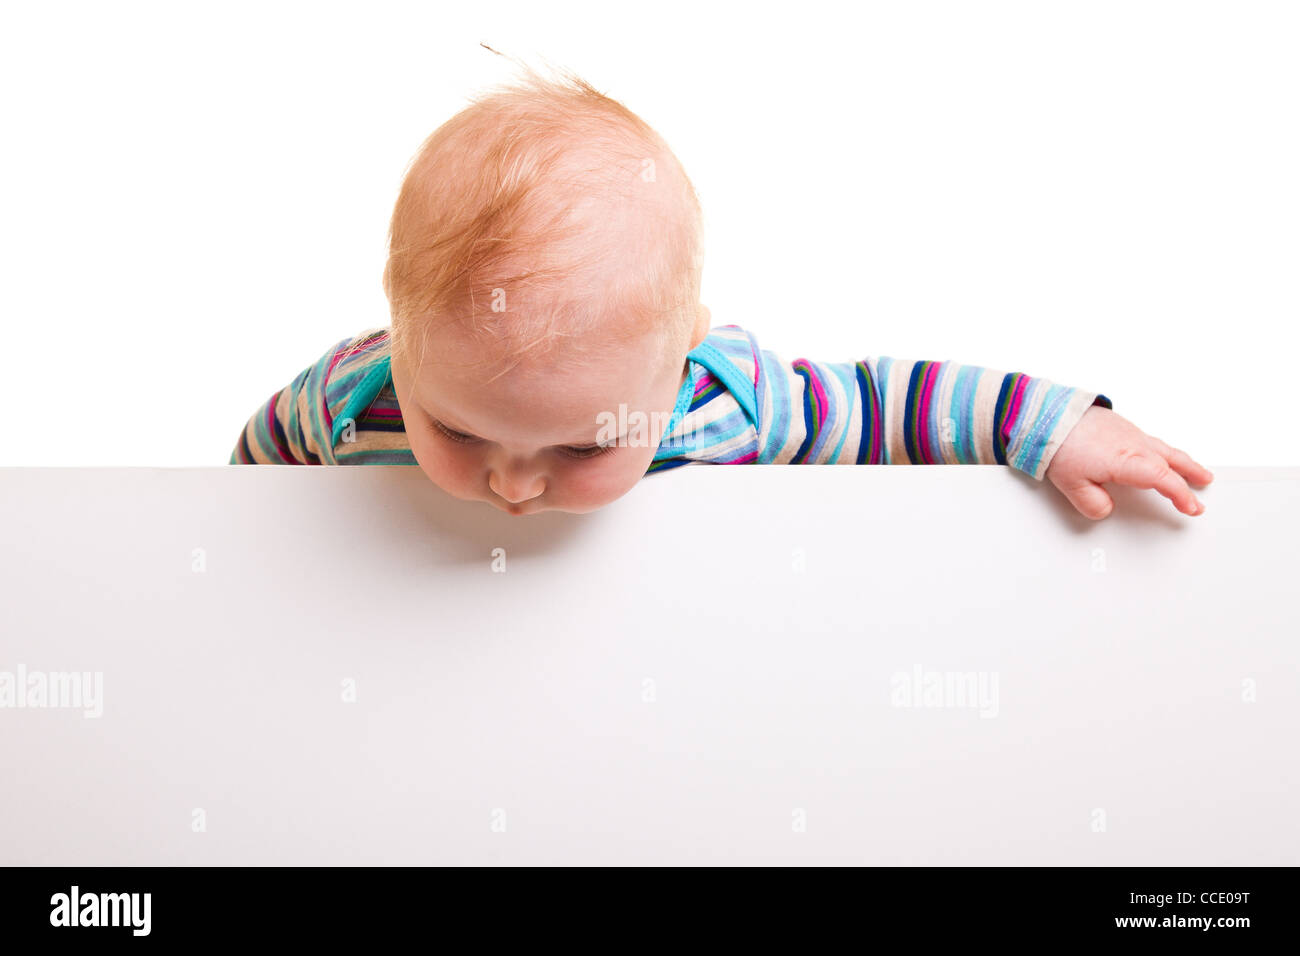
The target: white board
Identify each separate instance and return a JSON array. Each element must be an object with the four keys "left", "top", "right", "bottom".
[{"left": 0, "top": 464, "right": 1295, "bottom": 864}]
